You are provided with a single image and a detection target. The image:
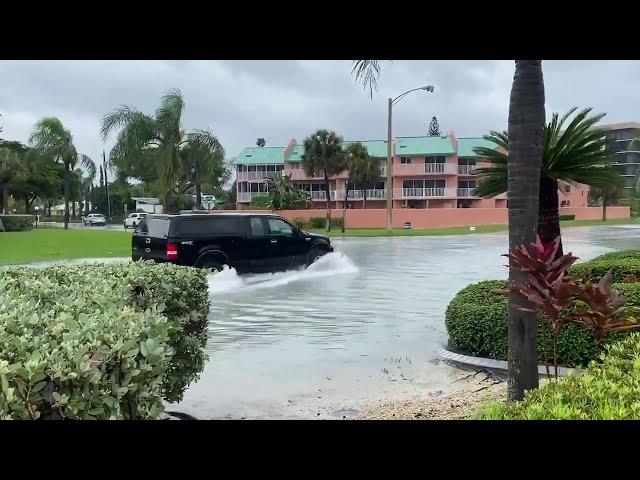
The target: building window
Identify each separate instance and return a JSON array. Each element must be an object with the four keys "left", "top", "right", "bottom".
[
  {"left": 563, "top": 184, "right": 571, "bottom": 193},
  {"left": 425, "top": 156, "right": 446, "bottom": 164},
  {"left": 560, "top": 200, "right": 570, "bottom": 207},
  {"left": 400, "top": 157, "right": 411, "bottom": 164}
]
